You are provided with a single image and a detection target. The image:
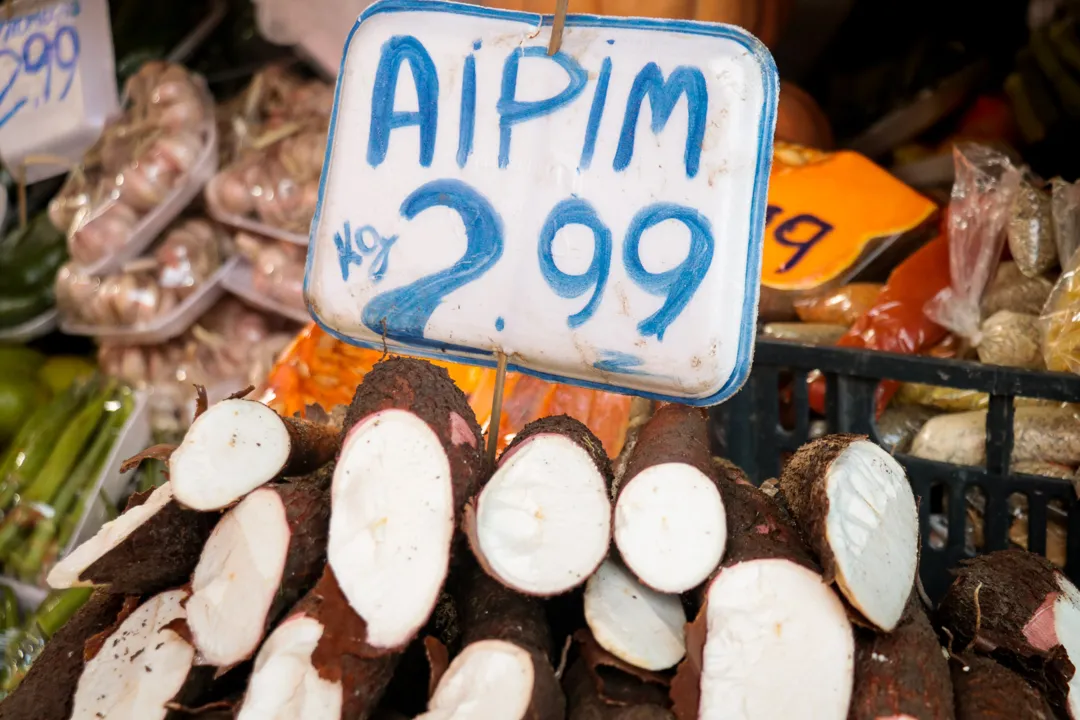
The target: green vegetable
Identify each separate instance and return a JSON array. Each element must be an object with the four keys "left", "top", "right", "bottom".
[
  {"left": 0, "top": 245, "right": 66, "bottom": 294},
  {"left": 37, "top": 356, "right": 96, "bottom": 395},
  {"left": 0, "top": 381, "right": 48, "bottom": 446},
  {"left": 33, "top": 587, "right": 92, "bottom": 637},
  {"left": 0, "top": 587, "right": 91, "bottom": 696},
  {"left": 0, "top": 586, "right": 17, "bottom": 632},
  {"left": 0, "top": 289, "right": 52, "bottom": 329},
  {"left": 0, "top": 379, "right": 94, "bottom": 510},
  {"left": 0, "top": 346, "right": 44, "bottom": 376}
]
